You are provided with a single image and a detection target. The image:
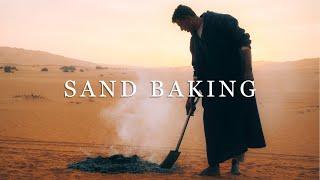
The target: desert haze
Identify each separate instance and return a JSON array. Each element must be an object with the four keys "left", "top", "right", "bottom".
[{"left": 0, "top": 47, "right": 319, "bottom": 179}]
